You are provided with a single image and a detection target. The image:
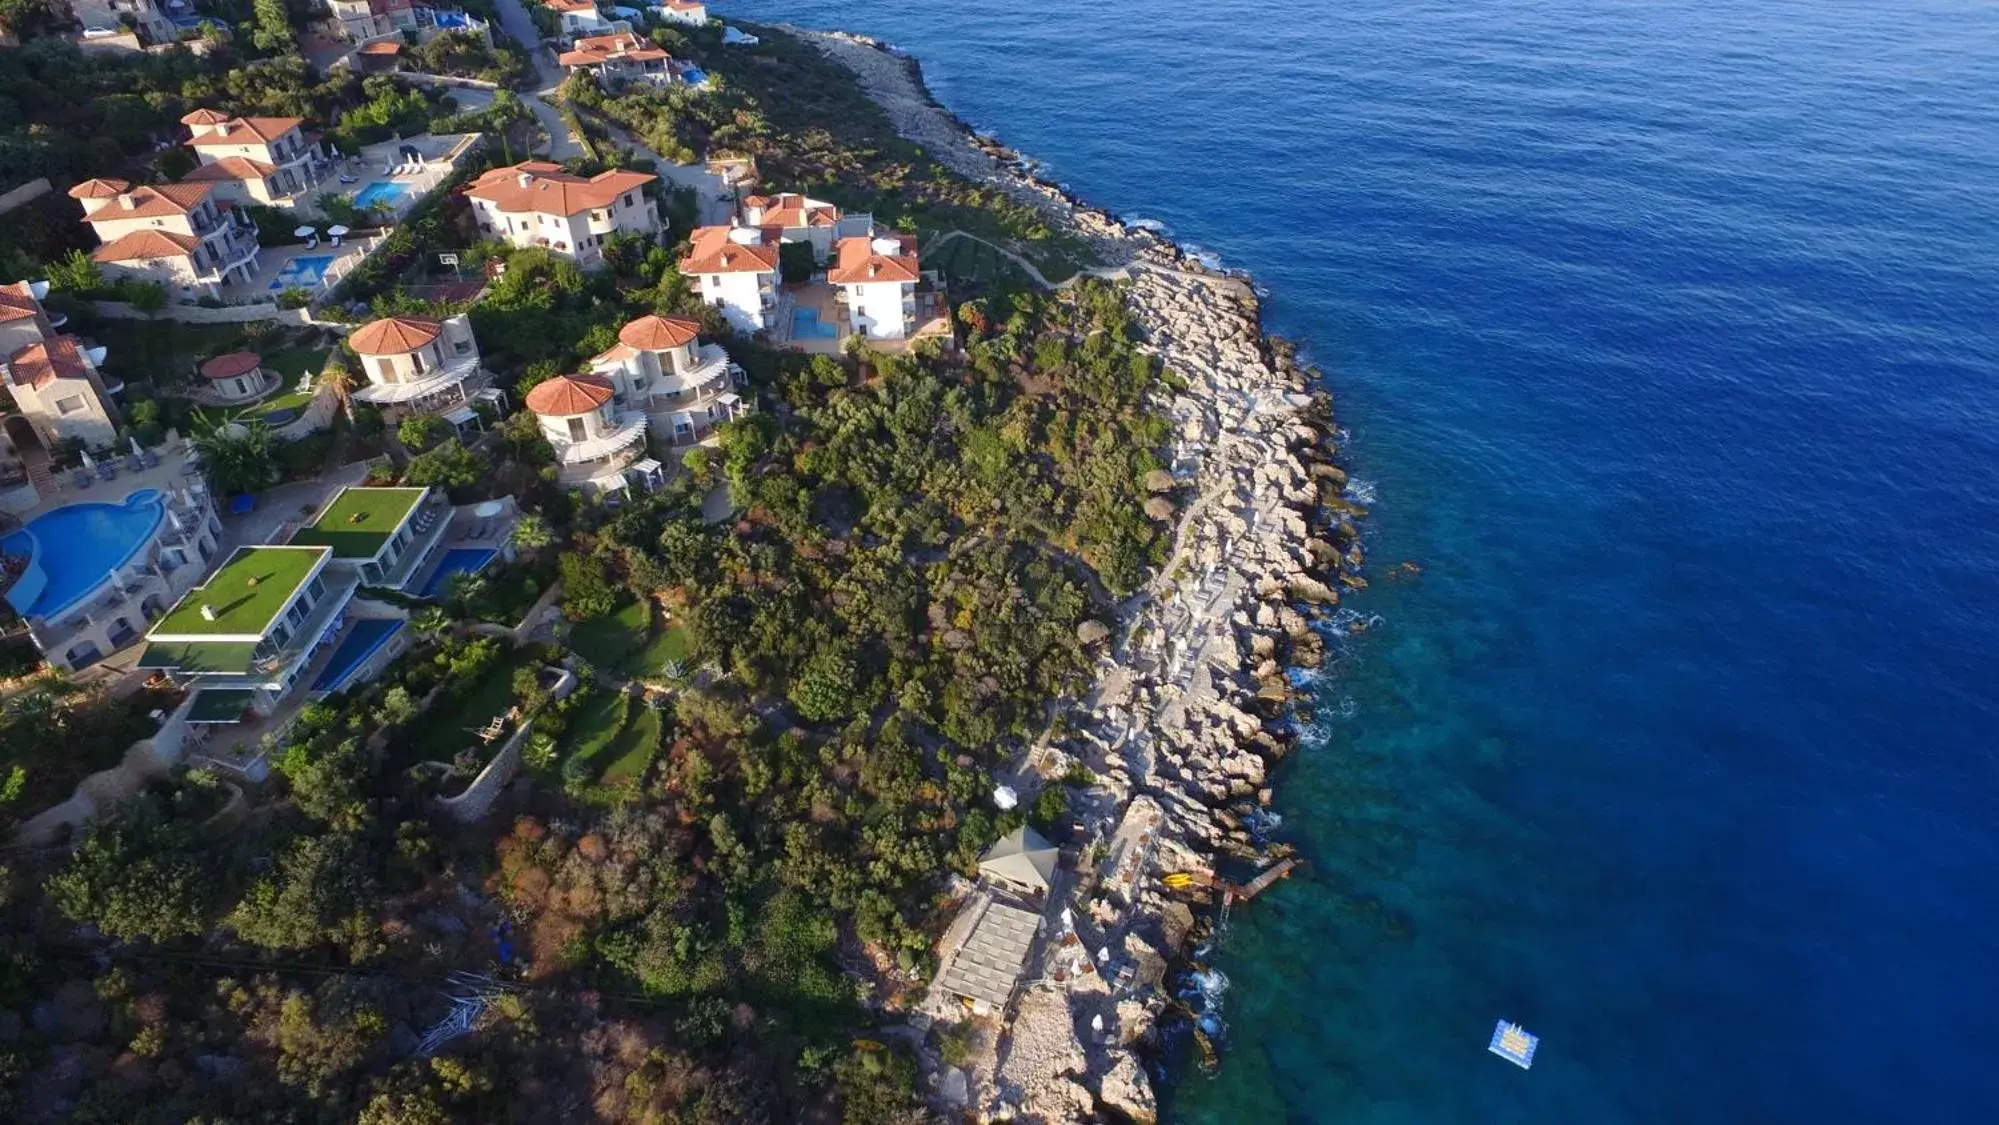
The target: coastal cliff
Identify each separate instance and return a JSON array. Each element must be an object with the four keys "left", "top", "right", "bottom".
[{"left": 802, "top": 30, "right": 1362, "bottom": 1123}]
